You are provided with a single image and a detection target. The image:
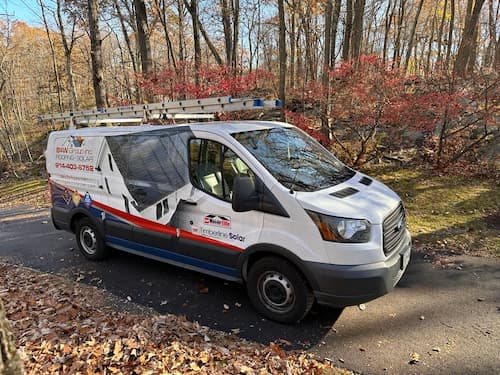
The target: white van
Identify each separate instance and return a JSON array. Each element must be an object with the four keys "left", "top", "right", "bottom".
[{"left": 46, "top": 121, "right": 411, "bottom": 323}]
